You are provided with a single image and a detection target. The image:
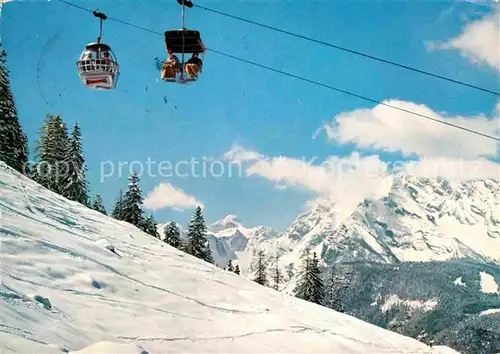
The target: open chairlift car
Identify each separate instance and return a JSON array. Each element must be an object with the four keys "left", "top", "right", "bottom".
[
  {"left": 161, "top": 0, "right": 205, "bottom": 84},
  {"left": 76, "top": 11, "right": 119, "bottom": 90}
]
